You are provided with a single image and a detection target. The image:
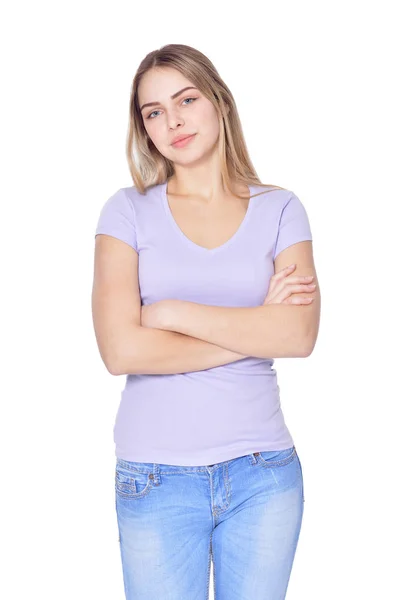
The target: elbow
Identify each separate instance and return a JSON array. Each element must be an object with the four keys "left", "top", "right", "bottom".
[
  {"left": 100, "top": 350, "right": 122, "bottom": 376},
  {"left": 107, "top": 360, "right": 121, "bottom": 377},
  {"left": 301, "top": 299, "right": 321, "bottom": 357},
  {"left": 107, "top": 327, "right": 143, "bottom": 376},
  {"left": 301, "top": 345, "right": 313, "bottom": 358},
  {"left": 94, "top": 321, "right": 142, "bottom": 376},
  {"left": 301, "top": 332, "right": 318, "bottom": 357},
  {"left": 97, "top": 340, "right": 129, "bottom": 376},
  {"left": 106, "top": 348, "right": 130, "bottom": 376}
]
